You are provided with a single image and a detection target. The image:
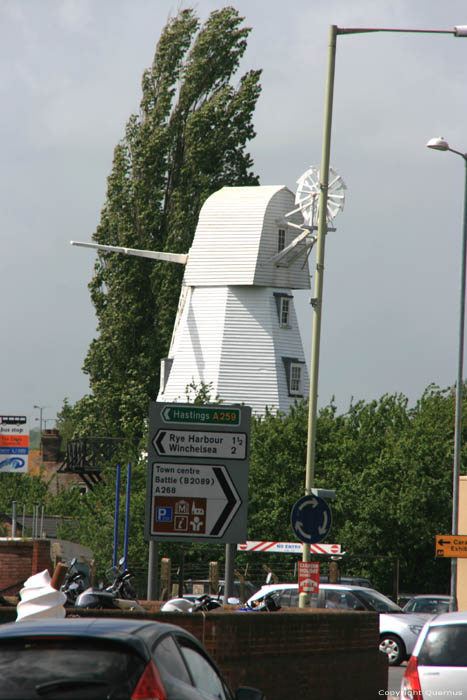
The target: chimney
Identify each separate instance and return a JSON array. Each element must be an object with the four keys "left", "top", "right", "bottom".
[{"left": 41, "top": 430, "right": 62, "bottom": 462}]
